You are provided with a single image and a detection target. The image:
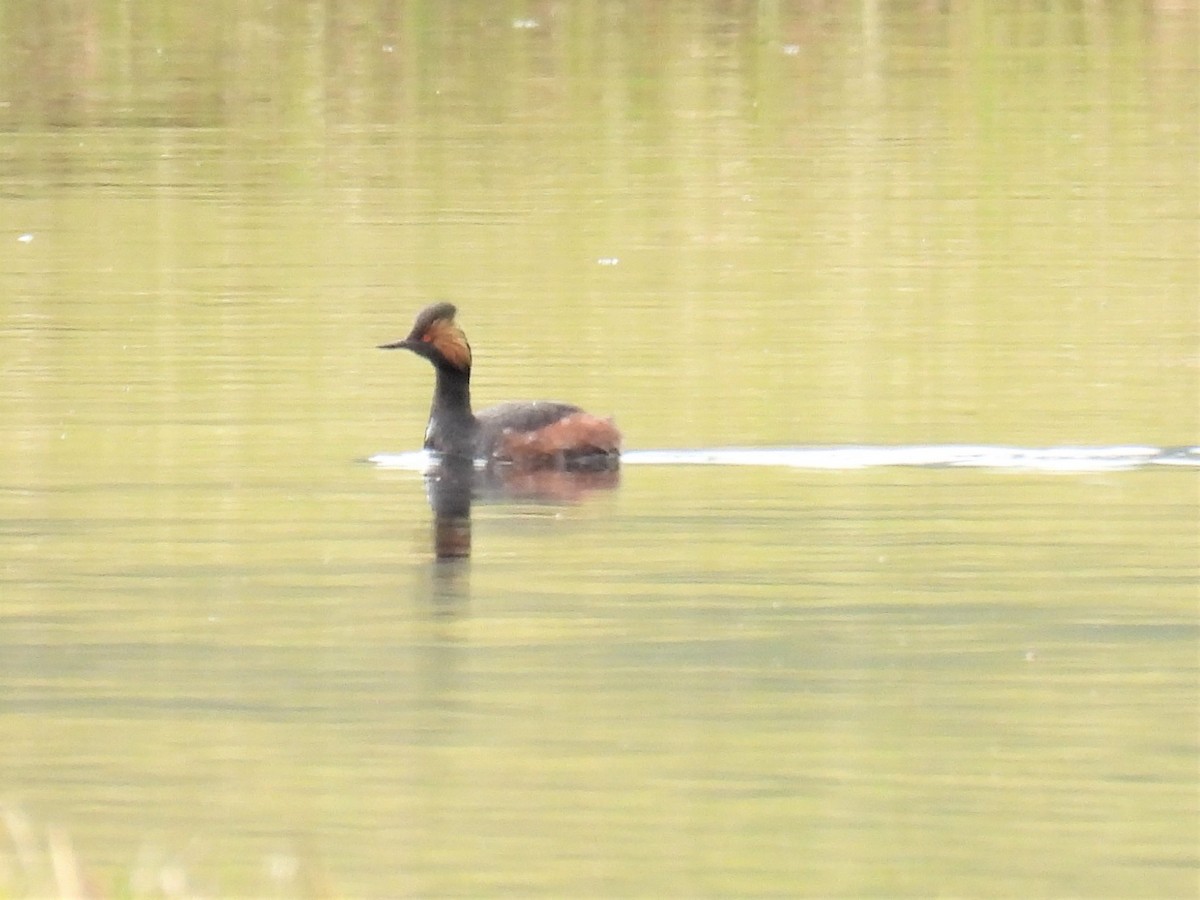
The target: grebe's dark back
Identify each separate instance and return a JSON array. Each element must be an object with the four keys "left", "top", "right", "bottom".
[{"left": 380, "top": 303, "right": 621, "bottom": 470}]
